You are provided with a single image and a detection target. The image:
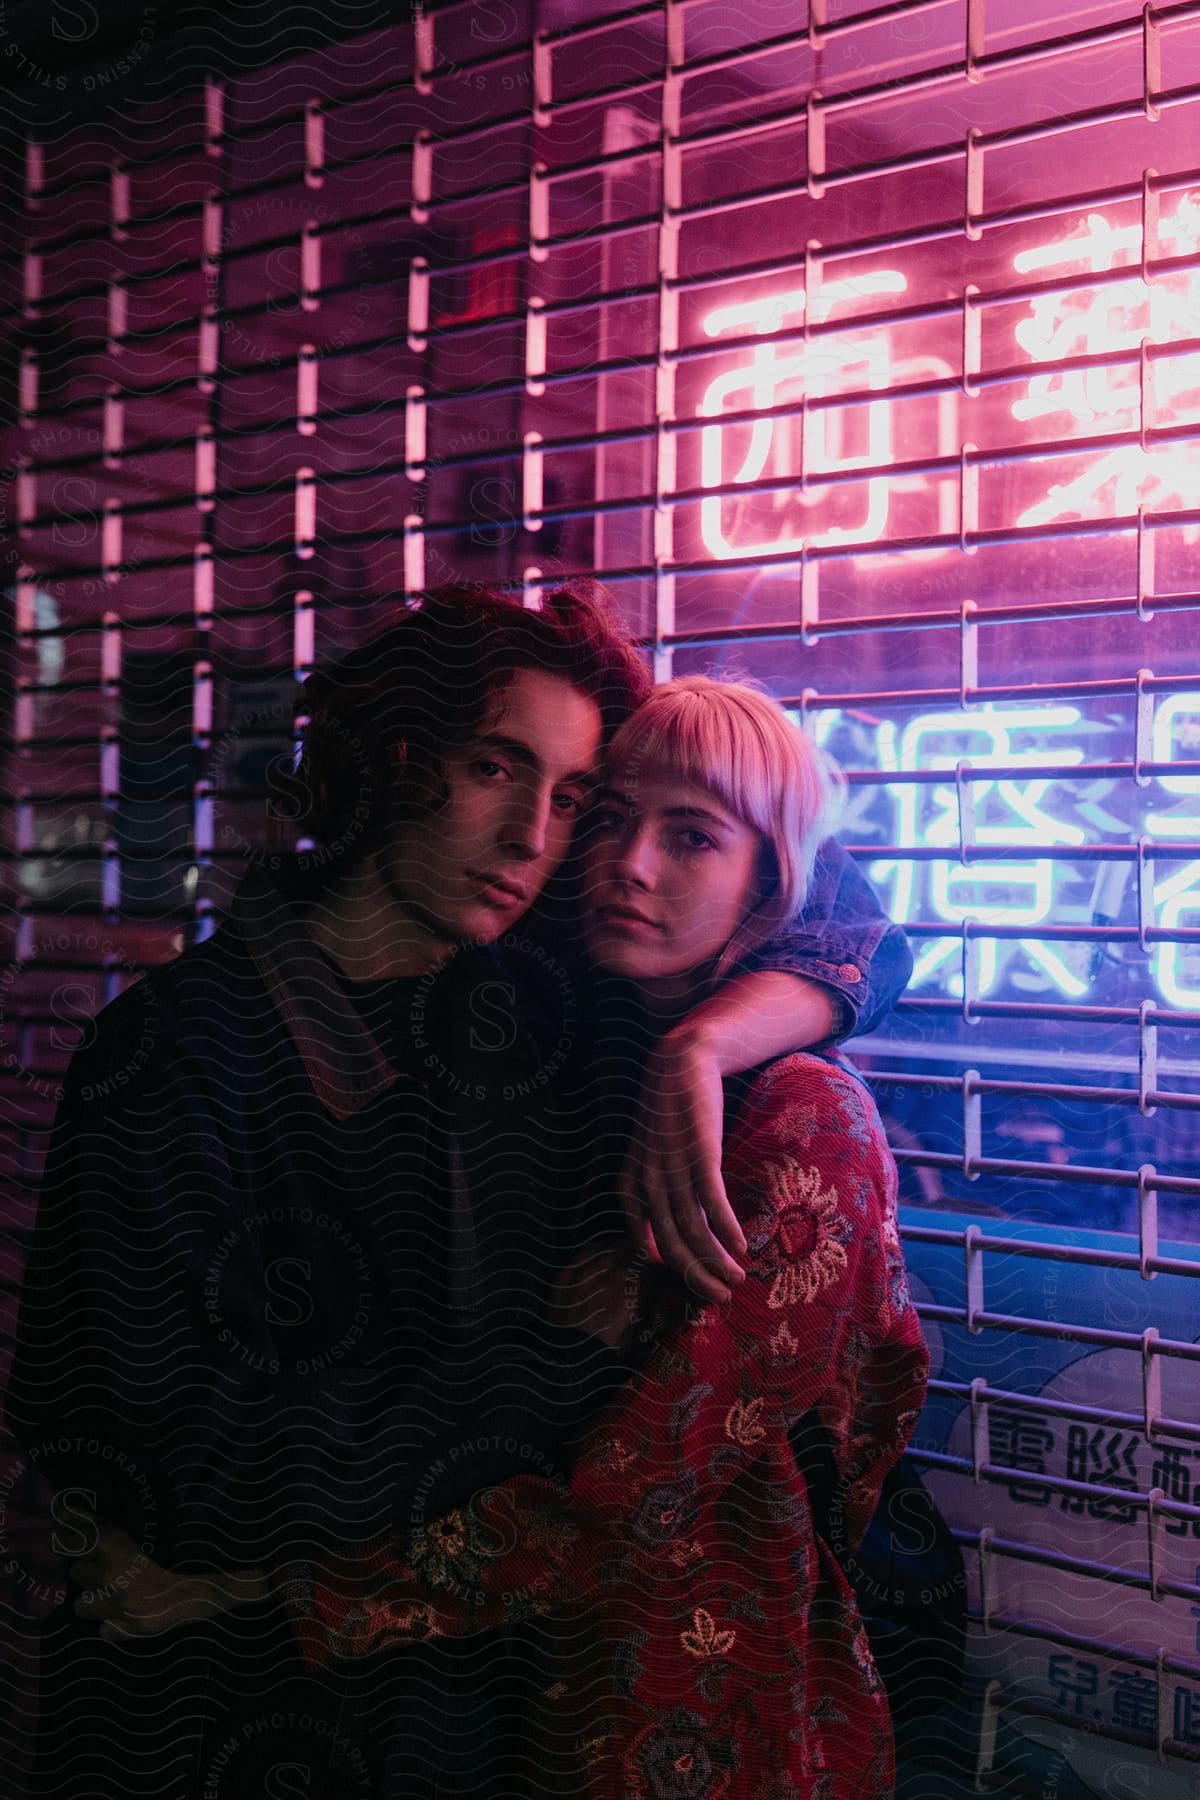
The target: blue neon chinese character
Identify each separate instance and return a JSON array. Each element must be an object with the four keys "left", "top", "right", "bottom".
[
  {"left": 870, "top": 704, "right": 1090, "bottom": 999},
  {"left": 1144, "top": 692, "right": 1200, "bottom": 1007}
]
